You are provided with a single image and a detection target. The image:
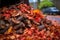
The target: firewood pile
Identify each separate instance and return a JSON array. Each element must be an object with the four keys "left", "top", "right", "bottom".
[{"left": 0, "top": 3, "right": 60, "bottom": 40}]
